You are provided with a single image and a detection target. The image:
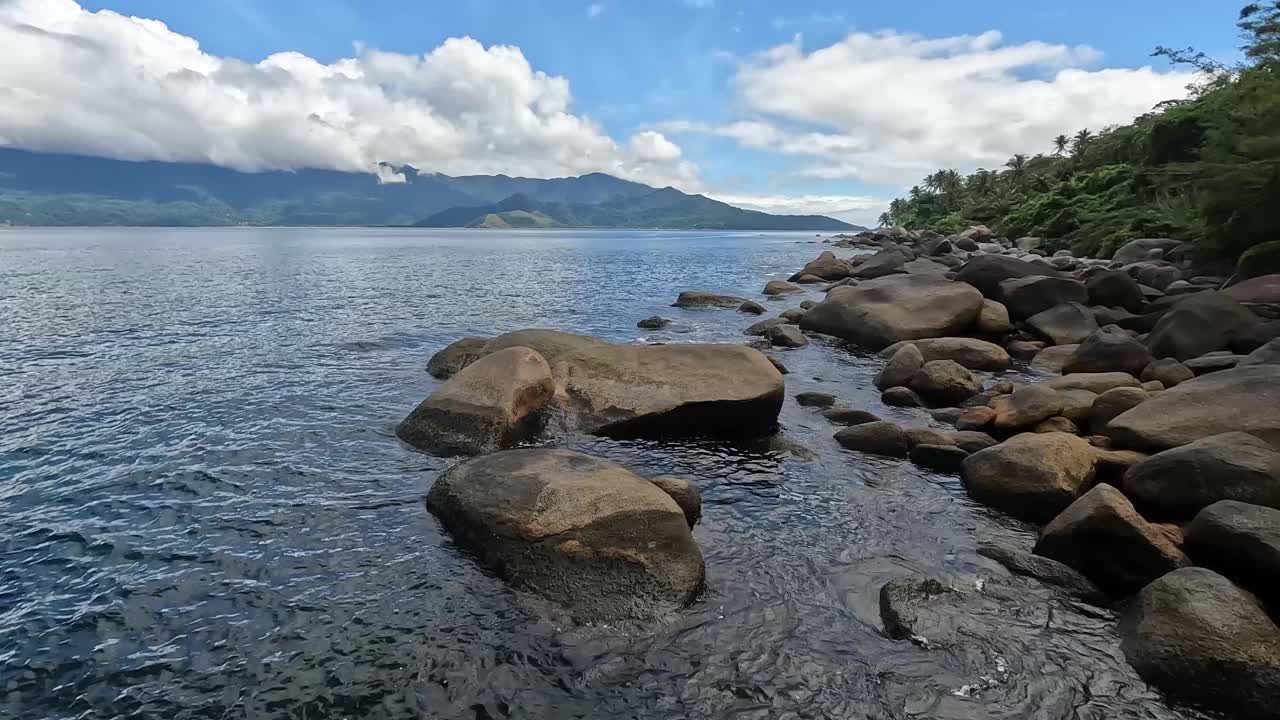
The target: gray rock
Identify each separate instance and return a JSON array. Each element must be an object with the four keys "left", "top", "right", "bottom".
[
  {"left": 1088, "top": 386, "right": 1149, "bottom": 432},
  {"left": 637, "top": 316, "right": 672, "bottom": 330},
  {"left": 999, "top": 275, "right": 1089, "bottom": 319},
  {"left": 427, "top": 337, "right": 489, "bottom": 379},
  {"left": 795, "top": 391, "right": 838, "bottom": 408},
  {"left": 822, "top": 407, "right": 882, "bottom": 425},
  {"left": 767, "top": 323, "right": 809, "bottom": 348},
  {"left": 744, "top": 317, "right": 792, "bottom": 336},
  {"left": 1043, "top": 372, "right": 1141, "bottom": 395},
  {"left": 1186, "top": 500, "right": 1280, "bottom": 605},
  {"left": 1140, "top": 358, "right": 1195, "bottom": 387},
  {"left": 673, "top": 290, "right": 747, "bottom": 308},
  {"left": 956, "top": 254, "right": 1062, "bottom": 299},
  {"left": 991, "top": 384, "right": 1063, "bottom": 432},
  {"left": 650, "top": 476, "right": 703, "bottom": 528},
  {"left": 834, "top": 421, "right": 910, "bottom": 457},
  {"left": 763, "top": 279, "right": 802, "bottom": 296},
  {"left": 1086, "top": 270, "right": 1147, "bottom": 312},
  {"left": 1241, "top": 338, "right": 1280, "bottom": 366},
  {"left": 1029, "top": 343, "right": 1078, "bottom": 372},
  {"left": 1185, "top": 353, "right": 1243, "bottom": 374},
  {"left": 882, "top": 386, "right": 923, "bottom": 407},
  {"left": 1123, "top": 433, "right": 1280, "bottom": 518},
  {"left": 978, "top": 543, "right": 1107, "bottom": 603},
  {"left": 875, "top": 342, "right": 924, "bottom": 390},
  {"left": 1063, "top": 327, "right": 1153, "bottom": 376},
  {"left": 1112, "top": 238, "right": 1183, "bottom": 265},
  {"left": 1146, "top": 291, "right": 1261, "bottom": 361},
  {"left": 910, "top": 443, "right": 969, "bottom": 473},
  {"left": 789, "top": 250, "right": 852, "bottom": 281},
  {"left": 976, "top": 299, "right": 1013, "bottom": 334},
  {"left": 1107, "top": 365, "right": 1280, "bottom": 451},
  {"left": 1027, "top": 302, "right": 1100, "bottom": 346},
  {"left": 909, "top": 360, "right": 983, "bottom": 405},
  {"left": 799, "top": 275, "right": 984, "bottom": 349},
  {"left": 738, "top": 300, "right": 767, "bottom": 315},
  {"left": 880, "top": 337, "right": 1012, "bottom": 371}
]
